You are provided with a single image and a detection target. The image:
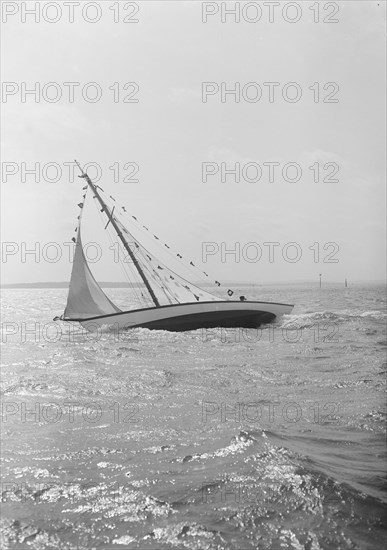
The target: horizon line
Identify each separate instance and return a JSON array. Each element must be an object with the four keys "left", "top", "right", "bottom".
[{"left": 1, "top": 280, "right": 386, "bottom": 289}]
